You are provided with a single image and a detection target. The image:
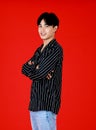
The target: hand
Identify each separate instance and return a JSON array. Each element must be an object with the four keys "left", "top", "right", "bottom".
[
  {"left": 46, "top": 70, "right": 54, "bottom": 80},
  {"left": 28, "top": 61, "right": 34, "bottom": 65},
  {"left": 46, "top": 73, "right": 52, "bottom": 79}
]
